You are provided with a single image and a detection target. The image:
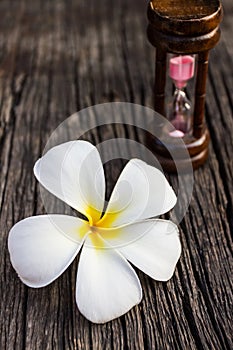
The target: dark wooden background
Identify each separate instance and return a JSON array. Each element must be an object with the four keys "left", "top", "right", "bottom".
[{"left": 0, "top": 0, "right": 232, "bottom": 349}]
